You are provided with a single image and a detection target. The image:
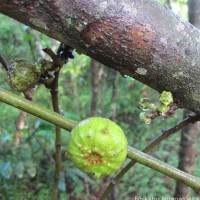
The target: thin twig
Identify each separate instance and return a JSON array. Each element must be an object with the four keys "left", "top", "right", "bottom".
[
  {"left": 44, "top": 46, "right": 63, "bottom": 200},
  {"left": 43, "top": 48, "right": 62, "bottom": 67},
  {"left": 51, "top": 69, "right": 62, "bottom": 200},
  {"left": 0, "top": 54, "right": 9, "bottom": 71},
  {"left": 99, "top": 113, "right": 200, "bottom": 200},
  {"left": 127, "top": 146, "right": 200, "bottom": 194},
  {"left": 23, "top": 91, "right": 33, "bottom": 101},
  {"left": 1, "top": 88, "right": 200, "bottom": 196},
  {"left": 0, "top": 88, "right": 77, "bottom": 131},
  {"left": 147, "top": 103, "right": 179, "bottom": 120},
  {"left": 48, "top": 44, "right": 74, "bottom": 200}
]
